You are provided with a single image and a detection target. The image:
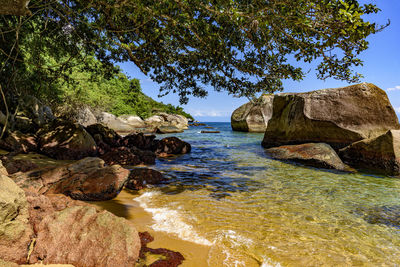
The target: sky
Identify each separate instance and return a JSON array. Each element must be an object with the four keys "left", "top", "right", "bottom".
[{"left": 119, "top": 0, "right": 400, "bottom": 122}]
